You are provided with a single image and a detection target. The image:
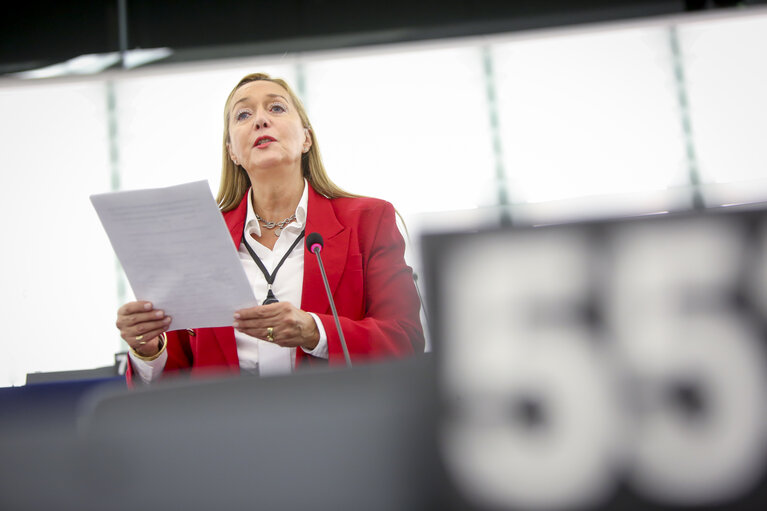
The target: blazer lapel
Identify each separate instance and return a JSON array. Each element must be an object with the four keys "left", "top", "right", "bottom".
[
  {"left": 302, "top": 185, "right": 349, "bottom": 314},
  {"left": 224, "top": 191, "right": 250, "bottom": 248}
]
